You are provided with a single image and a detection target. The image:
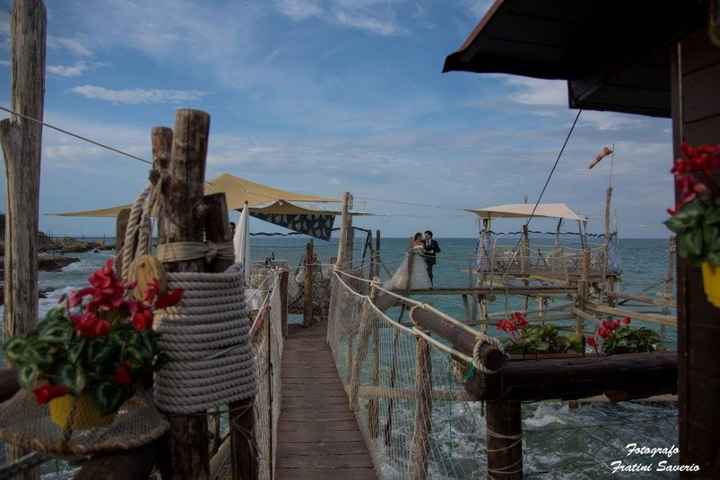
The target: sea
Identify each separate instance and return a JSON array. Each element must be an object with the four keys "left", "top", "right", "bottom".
[{"left": 1, "top": 236, "right": 679, "bottom": 479}]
